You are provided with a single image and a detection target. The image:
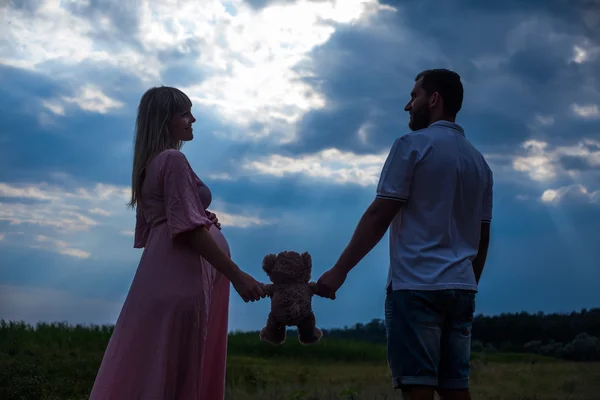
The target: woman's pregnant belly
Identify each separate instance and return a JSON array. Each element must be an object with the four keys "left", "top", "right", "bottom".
[
  {"left": 208, "top": 224, "right": 231, "bottom": 257},
  {"left": 143, "top": 223, "right": 229, "bottom": 261},
  {"left": 134, "top": 224, "right": 230, "bottom": 301}
]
